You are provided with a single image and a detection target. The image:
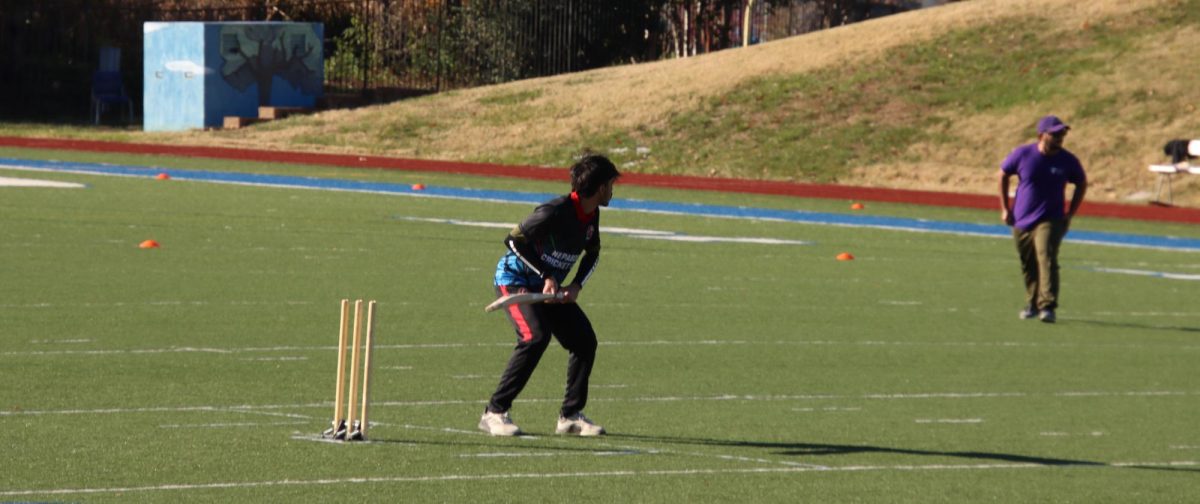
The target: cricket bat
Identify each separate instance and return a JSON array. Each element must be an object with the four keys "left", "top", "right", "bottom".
[{"left": 484, "top": 292, "right": 564, "bottom": 313}]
